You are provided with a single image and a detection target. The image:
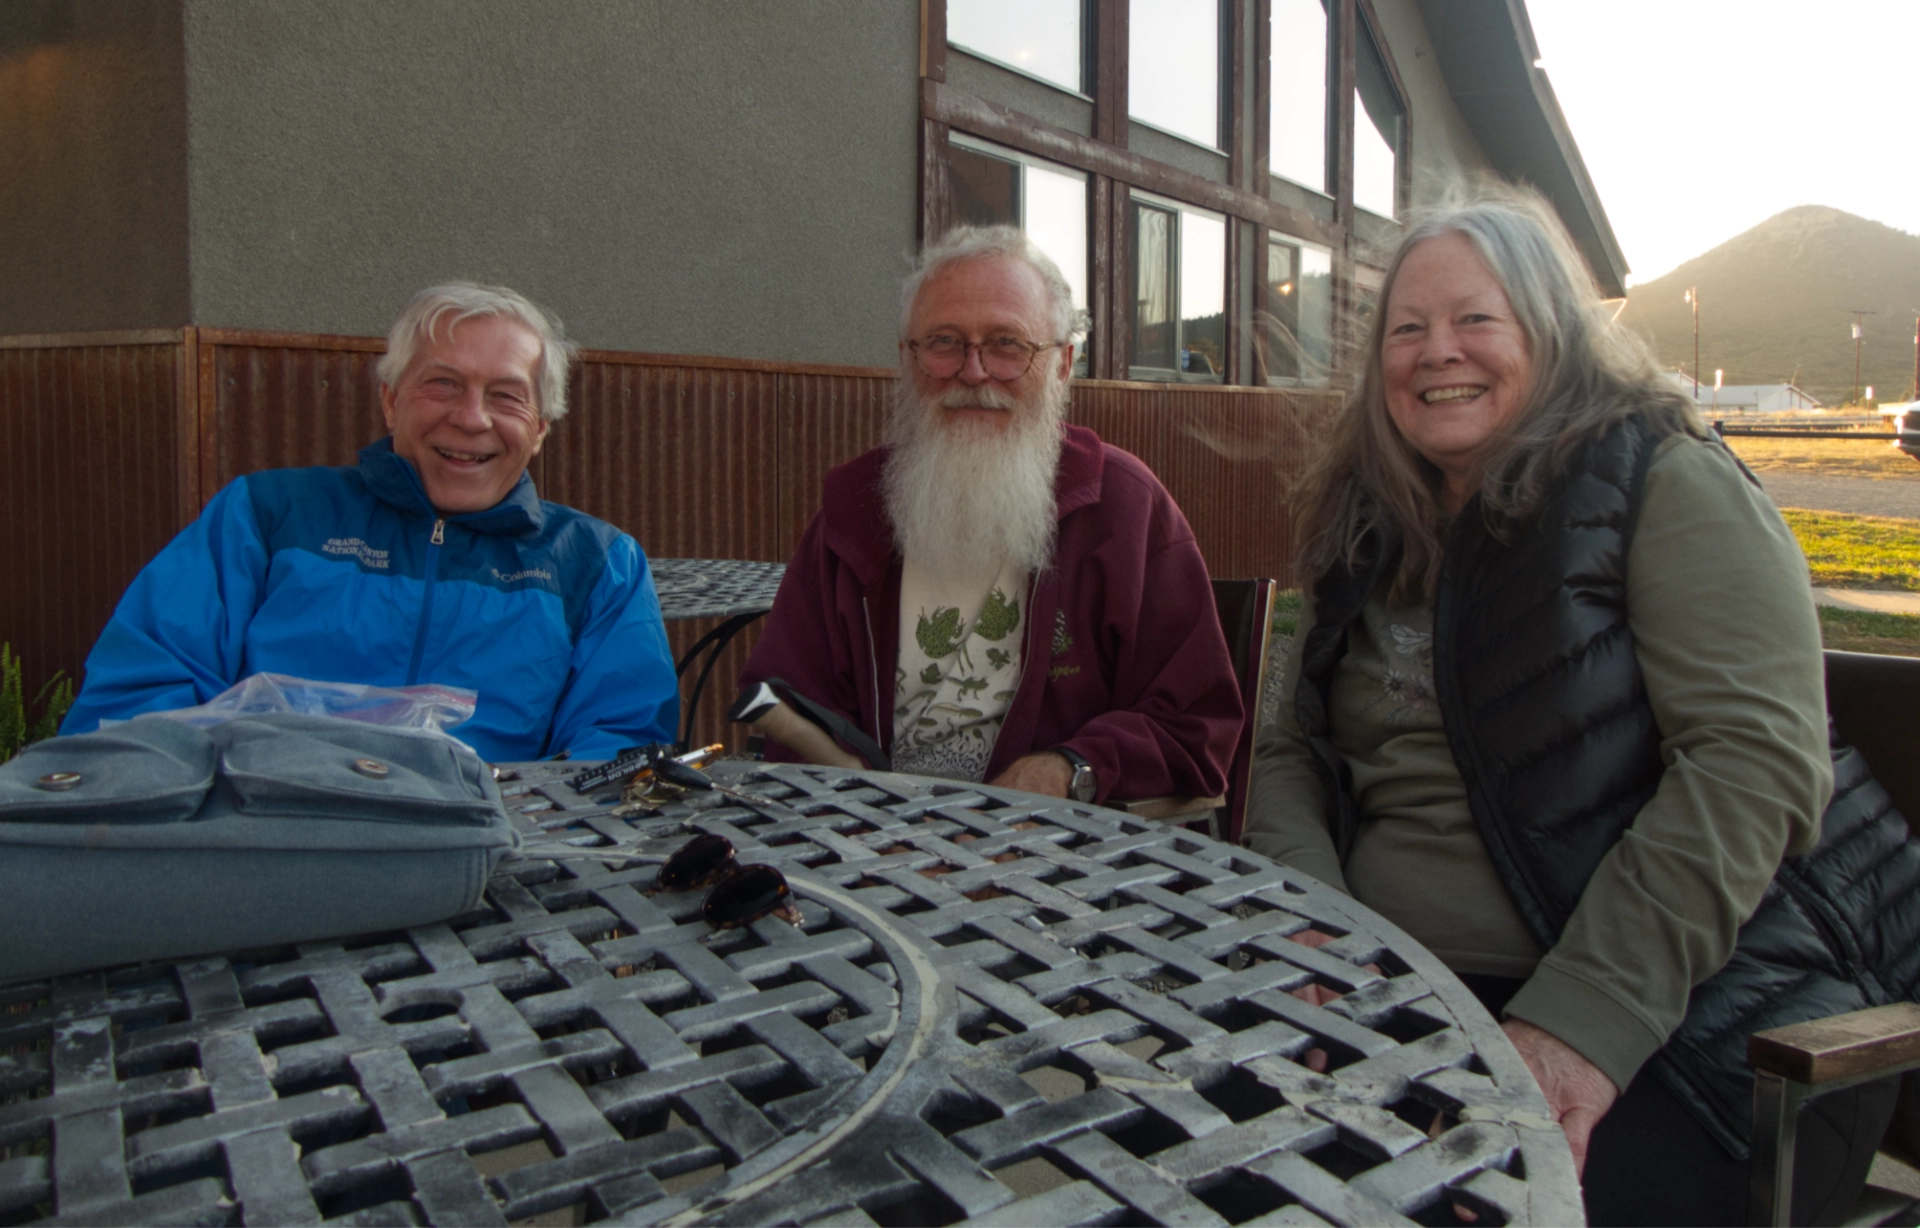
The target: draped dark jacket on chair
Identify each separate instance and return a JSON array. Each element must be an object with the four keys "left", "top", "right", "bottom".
[{"left": 1293, "top": 416, "right": 1920, "bottom": 1157}]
